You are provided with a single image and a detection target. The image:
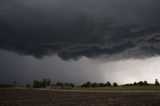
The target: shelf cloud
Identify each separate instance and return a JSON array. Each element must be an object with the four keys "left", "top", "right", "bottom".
[{"left": 1, "top": 0, "right": 160, "bottom": 60}]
